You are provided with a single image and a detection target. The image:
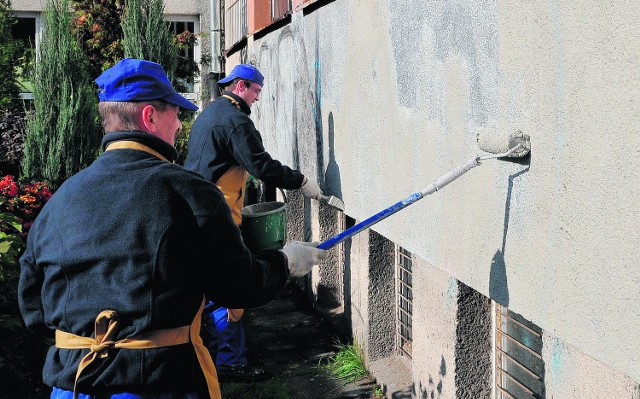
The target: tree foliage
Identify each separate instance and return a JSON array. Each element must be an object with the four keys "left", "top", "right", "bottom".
[
  {"left": 21, "top": 0, "right": 100, "bottom": 188},
  {"left": 122, "top": 0, "right": 178, "bottom": 81},
  {"left": 0, "top": 0, "right": 22, "bottom": 111},
  {"left": 70, "top": 0, "right": 125, "bottom": 79},
  {"left": 0, "top": 109, "right": 29, "bottom": 176}
]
